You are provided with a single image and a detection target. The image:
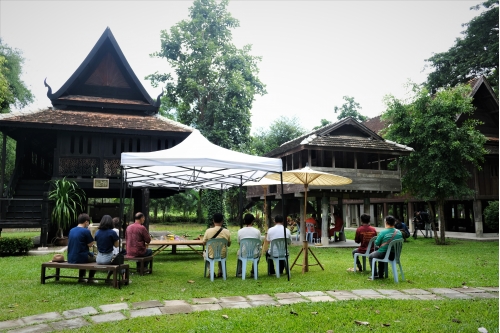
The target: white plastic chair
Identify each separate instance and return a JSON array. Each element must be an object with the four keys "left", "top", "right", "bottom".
[
  {"left": 203, "top": 238, "right": 228, "bottom": 281},
  {"left": 353, "top": 236, "right": 377, "bottom": 272},
  {"left": 306, "top": 223, "right": 317, "bottom": 243},
  {"left": 370, "top": 238, "right": 405, "bottom": 282},
  {"left": 267, "top": 238, "right": 291, "bottom": 278},
  {"left": 236, "top": 238, "right": 261, "bottom": 280}
]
